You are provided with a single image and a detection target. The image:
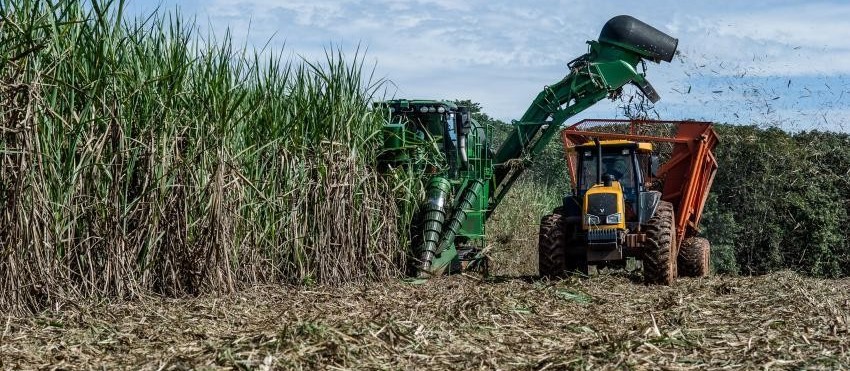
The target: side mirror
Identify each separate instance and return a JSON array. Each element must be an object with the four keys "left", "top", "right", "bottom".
[{"left": 650, "top": 155, "right": 660, "bottom": 176}]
